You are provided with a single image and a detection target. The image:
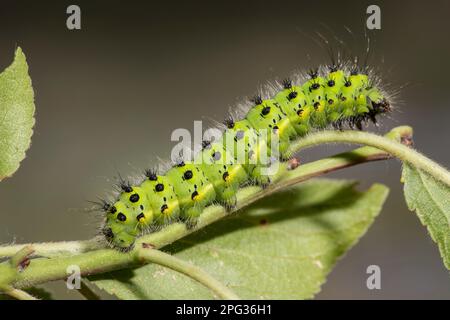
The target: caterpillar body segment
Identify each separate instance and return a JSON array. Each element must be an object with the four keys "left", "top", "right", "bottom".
[
  {"left": 101, "top": 66, "right": 391, "bottom": 250},
  {"left": 196, "top": 139, "right": 248, "bottom": 207},
  {"left": 165, "top": 162, "right": 217, "bottom": 222}
]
